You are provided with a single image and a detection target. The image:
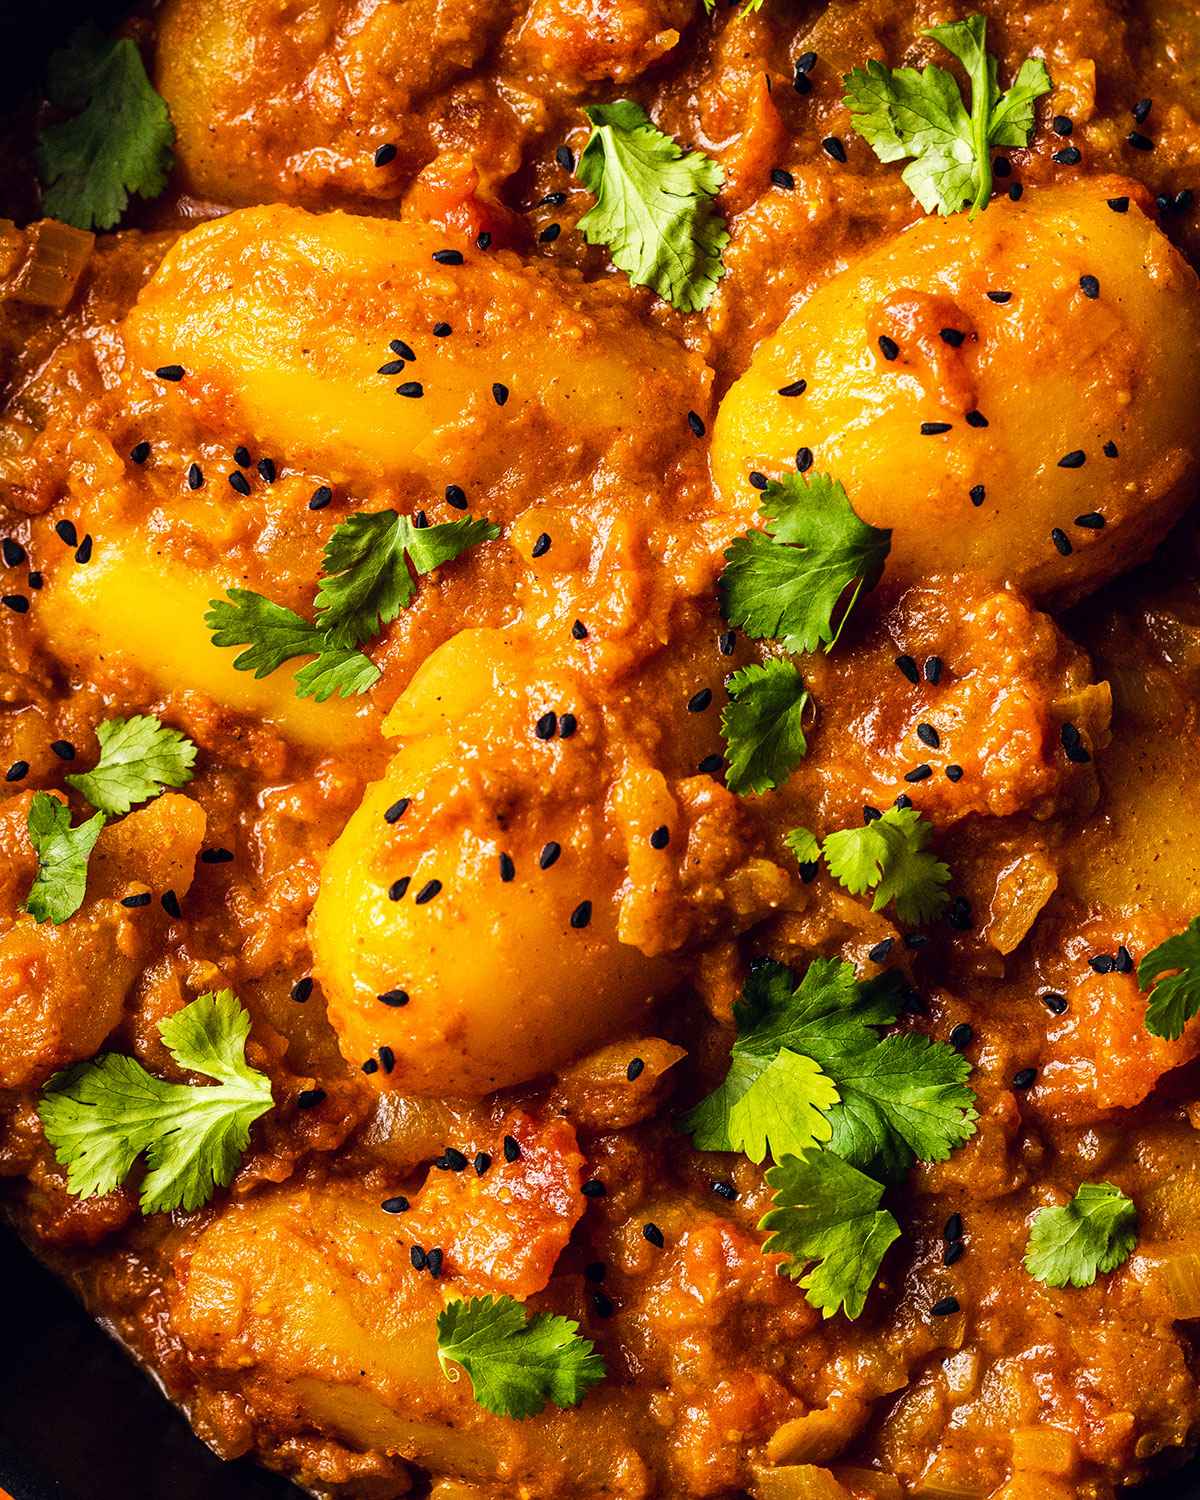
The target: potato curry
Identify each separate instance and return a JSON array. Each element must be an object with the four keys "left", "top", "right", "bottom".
[{"left": 2, "top": 2, "right": 1200, "bottom": 1498}]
